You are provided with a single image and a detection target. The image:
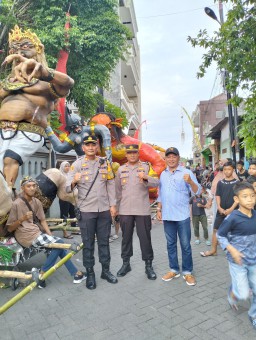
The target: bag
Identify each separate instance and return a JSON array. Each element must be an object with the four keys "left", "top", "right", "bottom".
[
  {"left": 20, "top": 196, "right": 43, "bottom": 230},
  {"left": 74, "top": 207, "right": 82, "bottom": 221}
]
